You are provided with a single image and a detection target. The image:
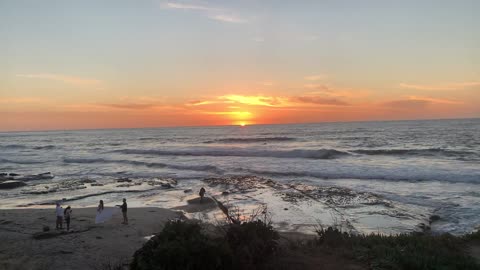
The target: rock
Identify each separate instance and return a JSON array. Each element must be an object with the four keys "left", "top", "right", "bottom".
[
  {"left": 184, "top": 189, "right": 193, "bottom": 193},
  {"left": 96, "top": 236, "right": 103, "bottom": 239},
  {"left": 80, "top": 179, "right": 96, "bottom": 184},
  {"left": 222, "top": 191, "right": 229, "bottom": 195},
  {"left": 161, "top": 183, "right": 173, "bottom": 189},
  {"left": 429, "top": 215, "right": 441, "bottom": 224},
  {"left": 117, "top": 178, "right": 132, "bottom": 183},
  {"left": 43, "top": 226, "right": 50, "bottom": 232},
  {"left": 91, "top": 183, "right": 104, "bottom": 186},
  {"left": 0, "top": 180, "right": 27, "bottom": 189},
  {"left": 9, "top": 173, "right": 20, "bottom": 176},
  {"left": 284, "top": 208, "right": 288, "bottom": 211}
]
